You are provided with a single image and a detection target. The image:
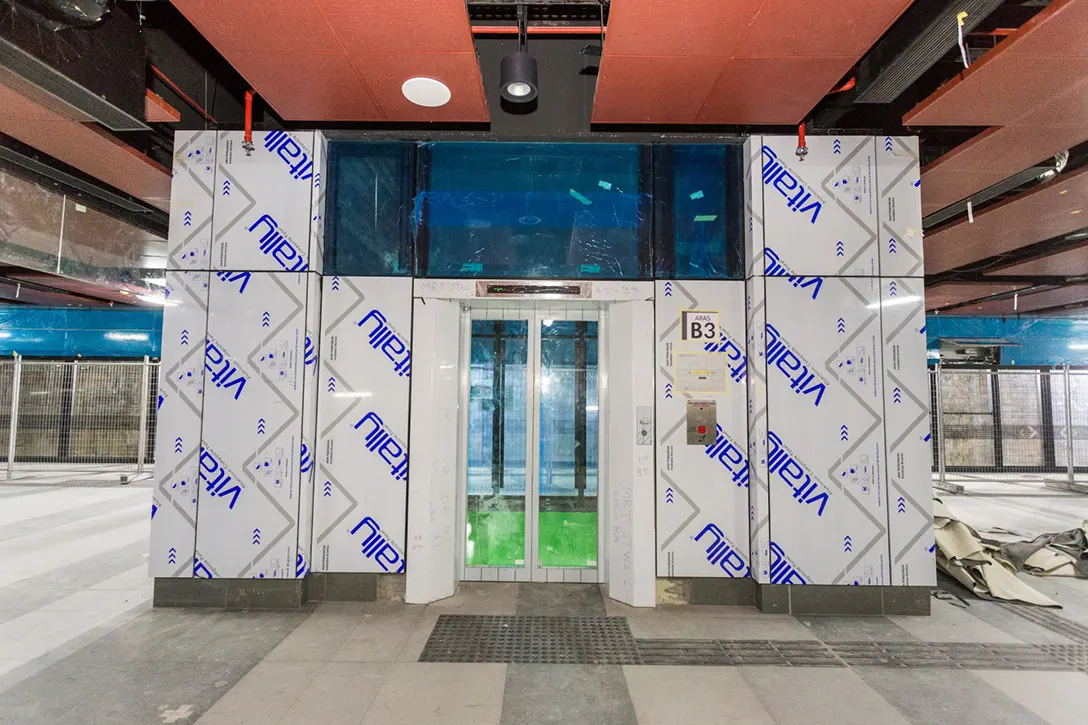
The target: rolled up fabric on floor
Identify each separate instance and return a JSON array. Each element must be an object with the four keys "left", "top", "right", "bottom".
[{"left": 933, "top": 498, "right": 1060, "bottom": 608}]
